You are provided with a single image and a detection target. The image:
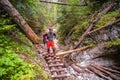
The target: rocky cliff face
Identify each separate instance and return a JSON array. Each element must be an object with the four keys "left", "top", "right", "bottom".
[
  {"left": 86, "top": 25, "right": 120, "bottom": 44},
  {"left": 66, "top": 25, "right": 120, "bottom": 80}
]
